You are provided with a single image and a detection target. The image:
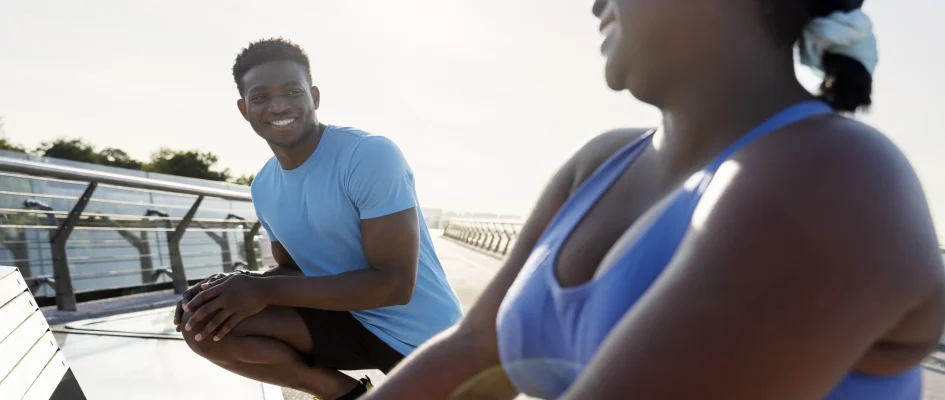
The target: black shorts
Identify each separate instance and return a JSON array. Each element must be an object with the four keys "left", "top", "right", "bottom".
[{"left": 293, "top": 307, "right": 405, "bottom": 373}]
